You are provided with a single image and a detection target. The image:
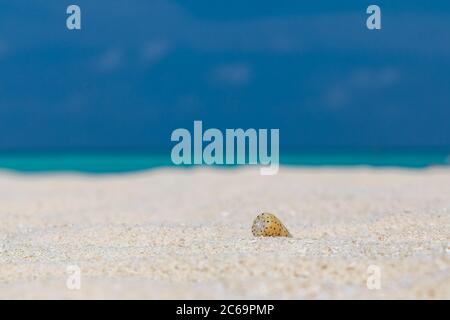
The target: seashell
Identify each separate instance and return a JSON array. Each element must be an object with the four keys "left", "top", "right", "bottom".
[{"left": 251, "top": 212, "right": 292, "bottom": 237}]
